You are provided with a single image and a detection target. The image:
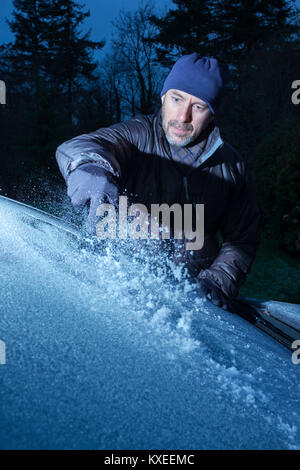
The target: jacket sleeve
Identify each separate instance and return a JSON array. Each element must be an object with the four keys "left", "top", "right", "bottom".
[
  {"left": 198, "top": 160, "right": 262, "bottom": 298},
  {"left": 55, "top": 117, "right": 150, "bottom": 184}
]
